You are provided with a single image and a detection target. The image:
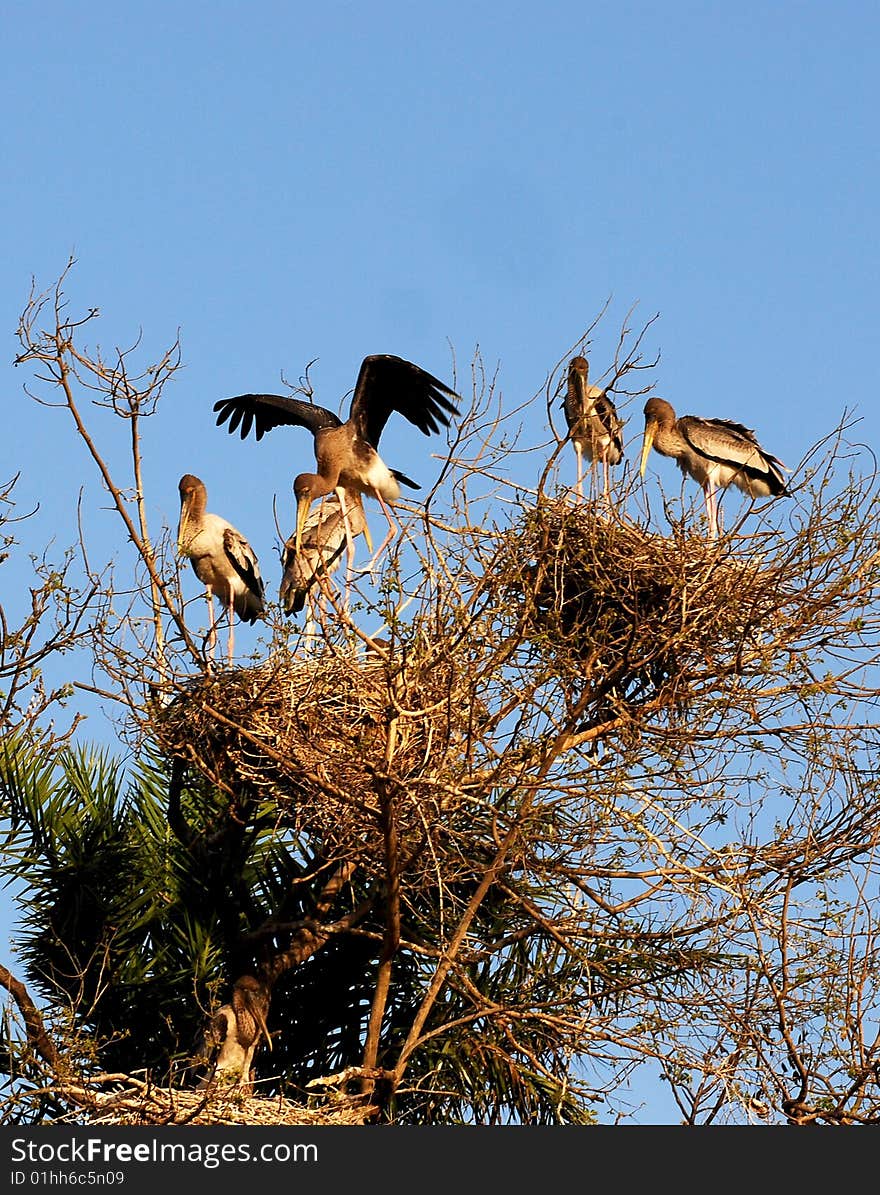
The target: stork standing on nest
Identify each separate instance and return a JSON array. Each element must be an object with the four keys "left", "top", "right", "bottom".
[
  {"left": 177, "top": 474, "right": 265, "bottom": 664},
  {"left": 213, "top": 354, "right": 460, "bottom": 575},
  {"left": 279, "top": 487, "right": 369, "bottom": 624},
  {"left": 639, "top": 397, "right": 791, "bottom": 538},
  {"left": 195, "top": 975, "right": 272, "bottom": 1095},
  {"left": 563, "top": 356, "right": 624, "bottom": 501}
]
